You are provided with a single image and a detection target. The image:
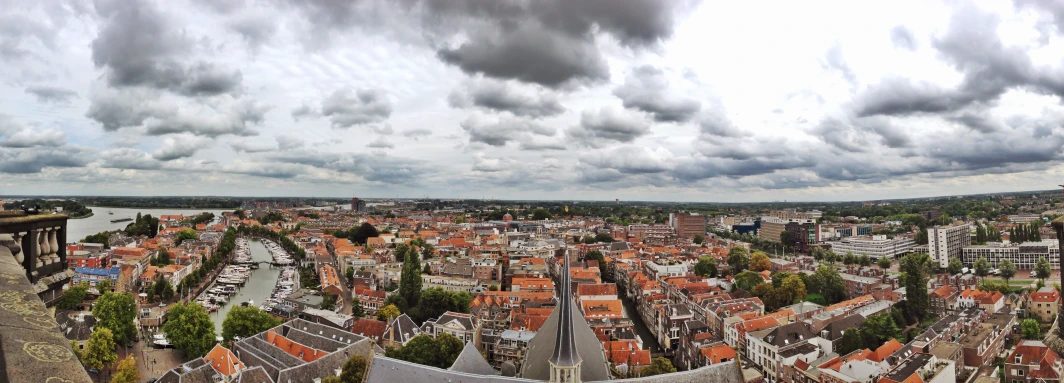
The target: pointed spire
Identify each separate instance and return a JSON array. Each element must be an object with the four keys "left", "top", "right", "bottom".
[{"left": 549, "top": 249, "right": 581, "bottom": 367}]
